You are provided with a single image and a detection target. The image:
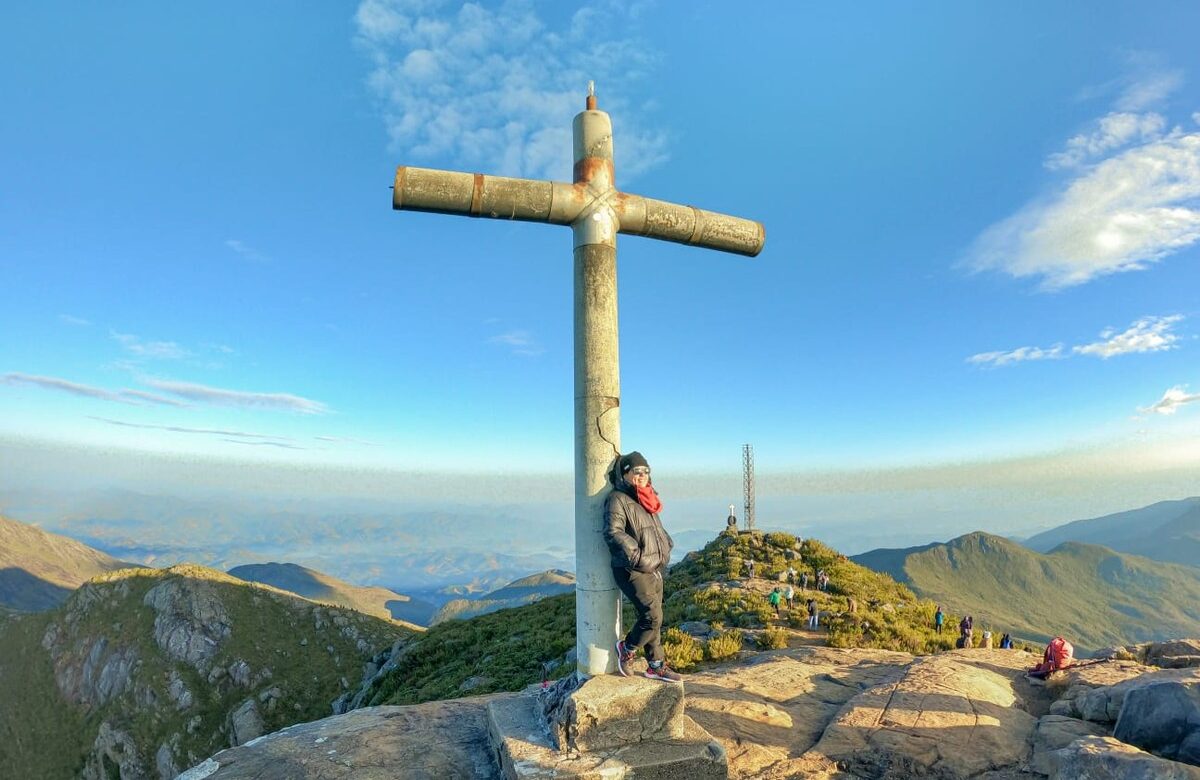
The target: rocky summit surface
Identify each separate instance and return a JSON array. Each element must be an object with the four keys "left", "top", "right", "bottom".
[{"left": 180, "top": 641, "right": 1200, "bottom": 779}]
